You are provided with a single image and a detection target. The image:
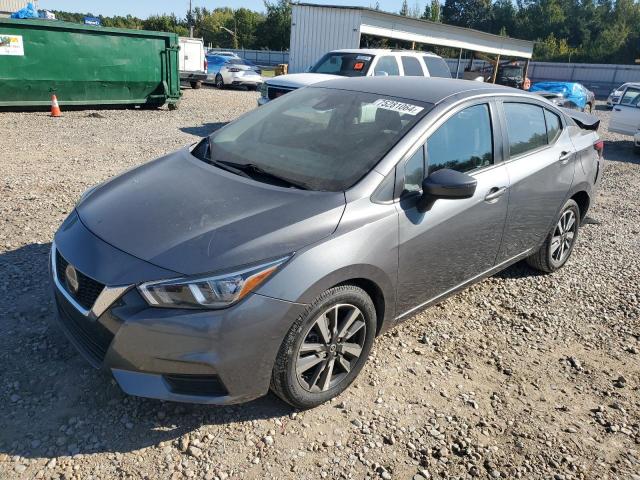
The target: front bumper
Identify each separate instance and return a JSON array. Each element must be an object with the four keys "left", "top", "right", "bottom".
[{"left": 50, "top": 218, "right": 306, "bottom": 405}]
